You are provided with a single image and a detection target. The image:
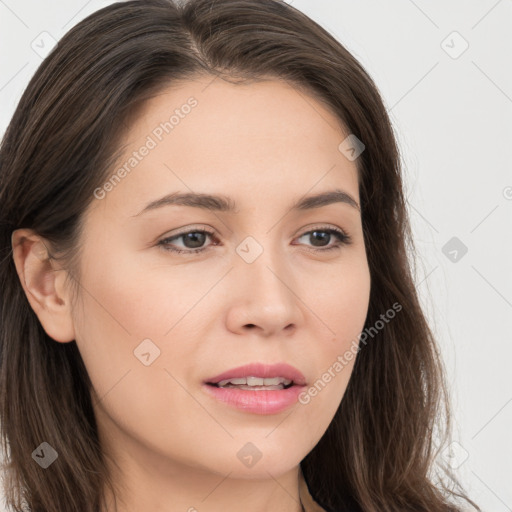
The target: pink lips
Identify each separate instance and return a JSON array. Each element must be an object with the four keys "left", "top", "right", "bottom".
[{"left": 202, "top": 362, "right": 307, "bottom": 415}]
